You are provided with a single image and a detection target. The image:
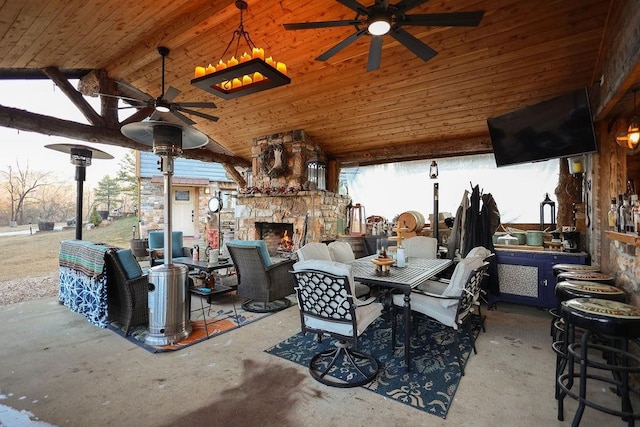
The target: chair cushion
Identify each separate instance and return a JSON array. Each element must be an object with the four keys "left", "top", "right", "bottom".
[
  {"left": 148, "top": 231, "right": 185, "bottom": 258},
  {"left": 440, "top": 256, "right": 484, "bottom": 308},
  {"left": 393, "top": 292, "right": 457, "bottom": 329},
  {"left": 403, "top": 236, "right": 438, "bottom": 258},
  {"left": 230, "top": 239, "right": 272, "bottom": 267},
  {"left": 296, "top": 242, "right": 331, "bottom": 261},
  {"left": 293, "top": 259, "right": 357, "bottom": 298},
  {"left": 466, "top": 246, "right": 491, "bottom": 259},
  {"left": 328, "top": 241, "right": 356, "bottom": 263},
  {"left": 115, "top": 249, "right": 143, "bottom": 280},
  {"left": 171, "top": 231, "right": 184, "bottom": 258}
]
